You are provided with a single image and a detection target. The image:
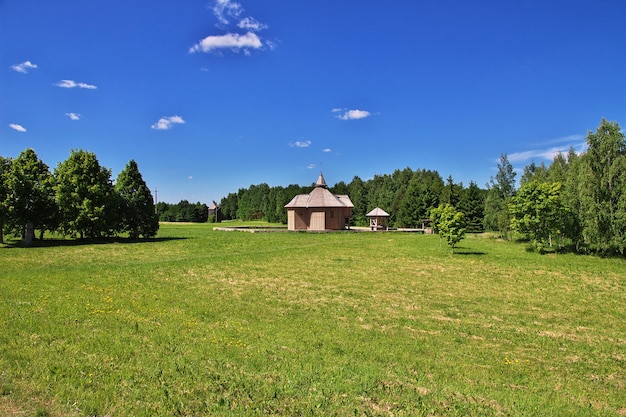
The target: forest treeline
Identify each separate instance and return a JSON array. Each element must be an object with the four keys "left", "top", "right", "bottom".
[
  {"left": 3, "top": 119, "right": 624, "bottom": 255},
  {"left": 156, "top": 201, "right": 209, "bottom": 223},
  {"left": 0, "top": 149, "right": 159, "bottom": 246},
  {"left": 218, "top": 119, "right": 626, "bottom": 255}
]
